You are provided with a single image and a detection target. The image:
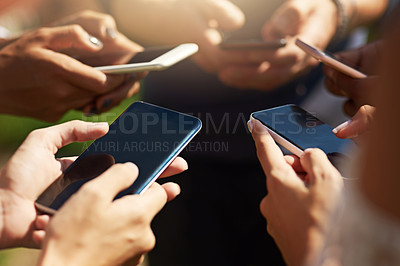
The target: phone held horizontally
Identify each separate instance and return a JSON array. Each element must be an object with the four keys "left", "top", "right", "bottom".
[{"left": 35, "top": 101, "right": 202, "bottom": 214}]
